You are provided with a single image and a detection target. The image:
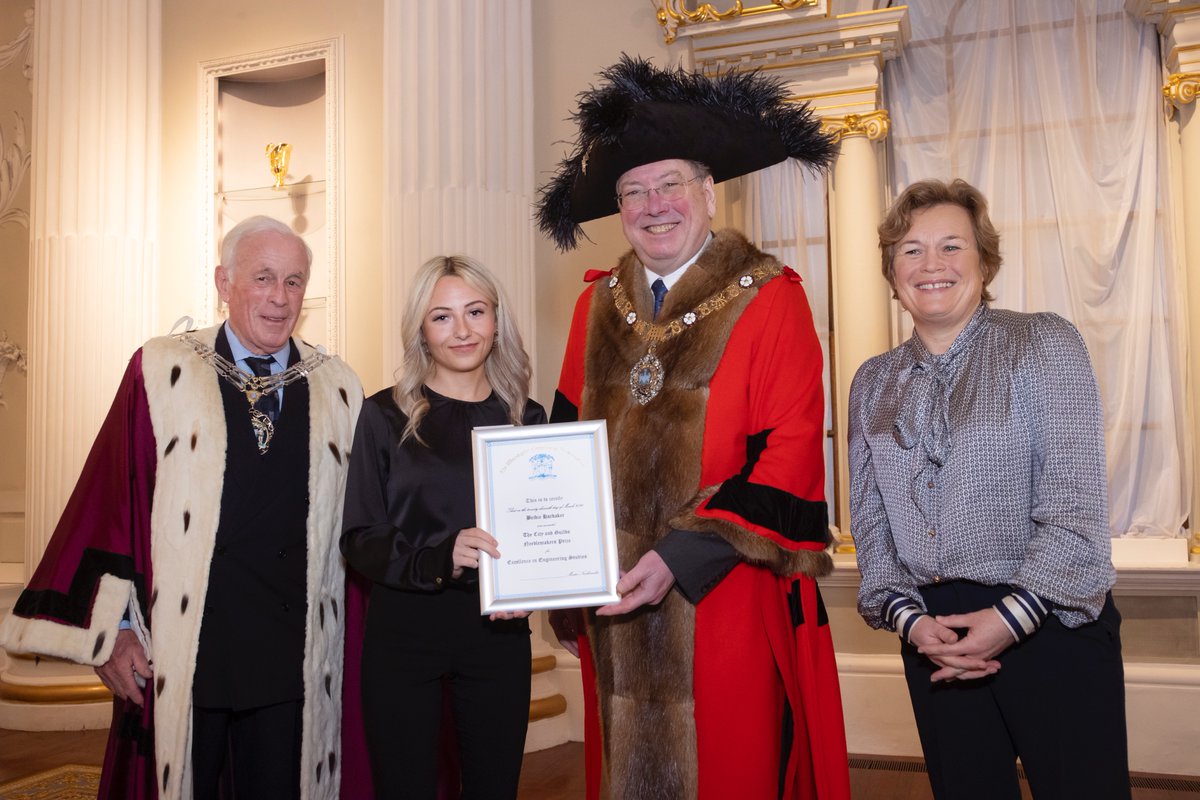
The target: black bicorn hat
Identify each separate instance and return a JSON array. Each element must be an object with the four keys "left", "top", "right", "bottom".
[{"left": 535, "top": 55, "right": 838, "bottom": 251}]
